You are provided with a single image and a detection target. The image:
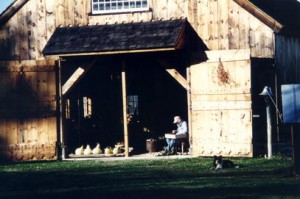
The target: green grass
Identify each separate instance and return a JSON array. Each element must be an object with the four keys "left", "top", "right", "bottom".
[{"left": 0, "top": 157, "right": 299, "bottom": 199}]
